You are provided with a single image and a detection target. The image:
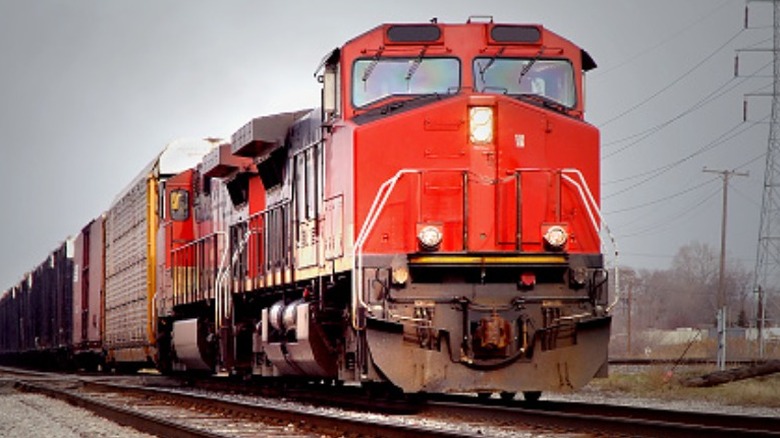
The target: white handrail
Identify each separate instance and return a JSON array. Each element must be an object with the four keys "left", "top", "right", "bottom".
[
  {"left": 213, "top": 231, "right": 231, "bottom": 336},
  {"left": 215, "top": 226, "right": 253, "bottom": 336},
  {"left": 351, "top": 169, "right": 424, "bottom": 330},
  {"left": 511, "top": 167, "right": 618, "bottom": 264},
  {"left": 170, "top": 231, "right": 224, "bottom": 254},
  {"left": 558, "top": 169, "right": 620, "bottom": 313},
  {"left": 350, "top": 167, "right": 619, "bottom": 330}
]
